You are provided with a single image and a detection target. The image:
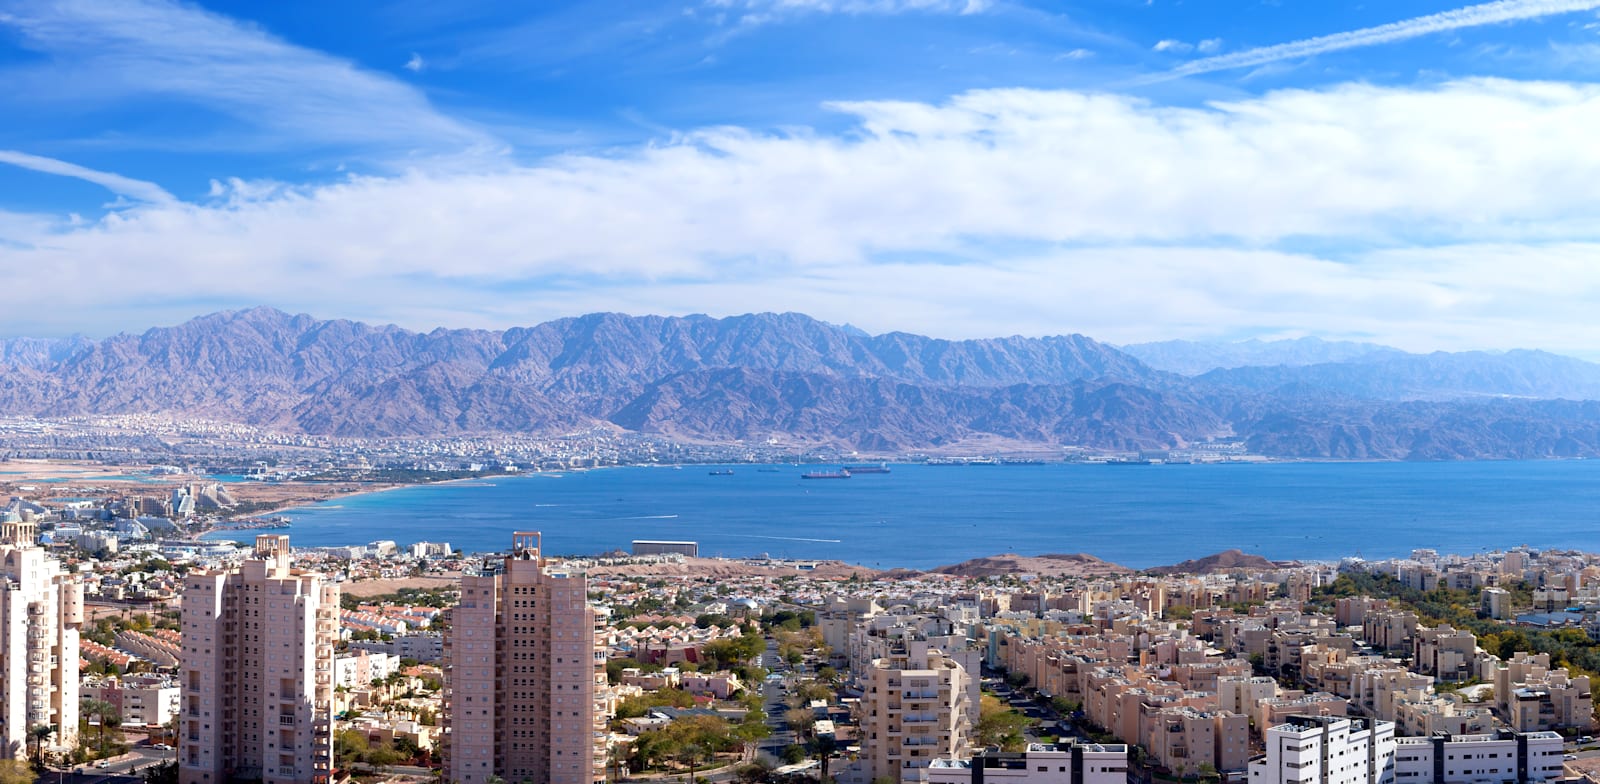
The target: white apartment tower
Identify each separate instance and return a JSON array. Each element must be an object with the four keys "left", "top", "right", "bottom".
[
  {"left": 444, "top": 532, "right": 607, "bottom": 784},
  {"left": 1249, "top": 716, "right": 1397, "bottom": 784},
  {"left": 0, "top": 520, "right": 83, "bottom": 758},
  {"left": 179, "top": 535, "right": 339, "bottom": 784}
]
